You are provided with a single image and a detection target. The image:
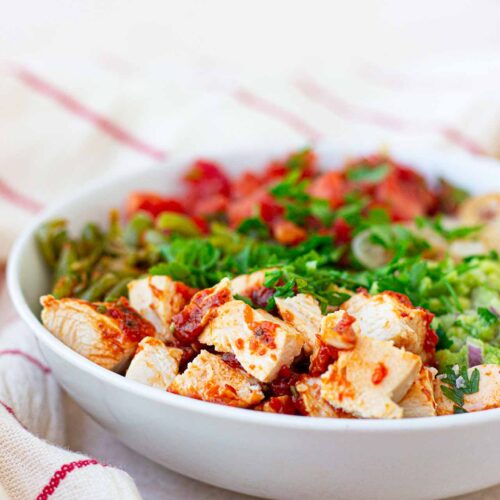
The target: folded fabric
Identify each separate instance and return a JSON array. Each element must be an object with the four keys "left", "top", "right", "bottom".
[{"left": 0, "top": 315, "right": 141, "bottom": 499}]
